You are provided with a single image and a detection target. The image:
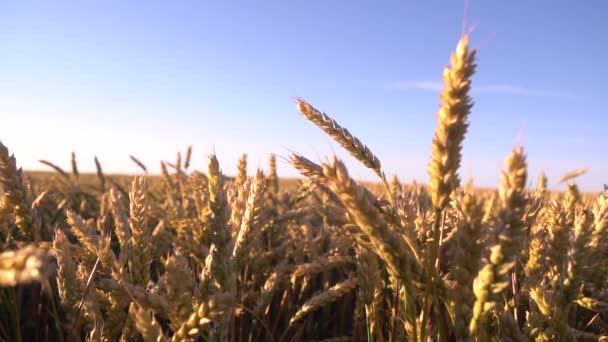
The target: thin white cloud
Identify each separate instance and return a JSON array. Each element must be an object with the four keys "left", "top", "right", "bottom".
[
  {"left": 376, "top": 80, "right": 577, "bottom": 99},
  {"left": 474, "top": 84, "right": 575, "bottom": 98},
  {"left": 376, "top": 80, "right": 443, "bottom": 91}
]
